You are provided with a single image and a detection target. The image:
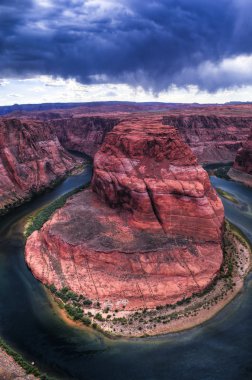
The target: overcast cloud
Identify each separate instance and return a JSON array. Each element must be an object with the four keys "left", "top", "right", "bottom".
[{"left": 1, "top": 0, "right": 252, "bottom": 99}]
